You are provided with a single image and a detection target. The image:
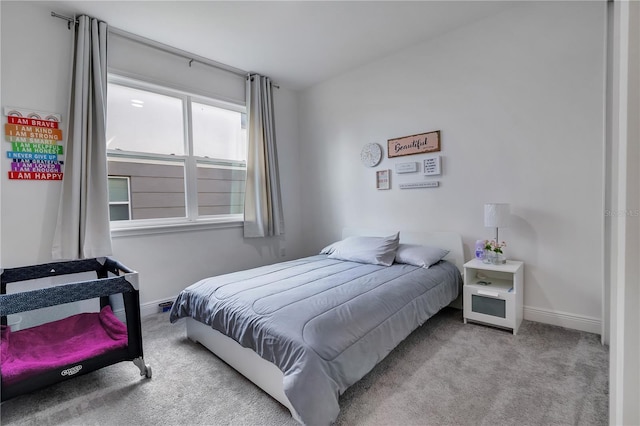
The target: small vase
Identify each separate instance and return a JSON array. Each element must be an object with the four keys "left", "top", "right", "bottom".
[
  {"left": 482, "top": 249, "right": 494, "bottom": 264},
  {"left": 491, "top": 253, "right": 506, "bottom": 265}
]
